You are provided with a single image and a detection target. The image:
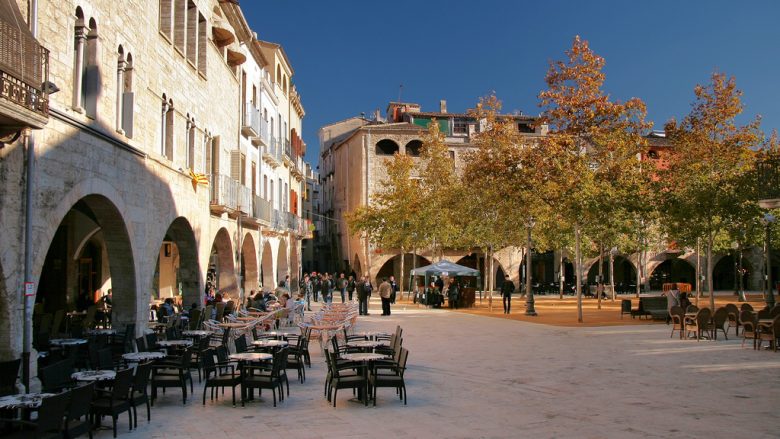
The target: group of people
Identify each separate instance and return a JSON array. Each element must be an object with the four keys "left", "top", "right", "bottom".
[
  {"left": 297, "top": 271, "right": 399, "bottom": 316},
  {"left": 413, "top": 277, "right": 465, "bottom": 309}
]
